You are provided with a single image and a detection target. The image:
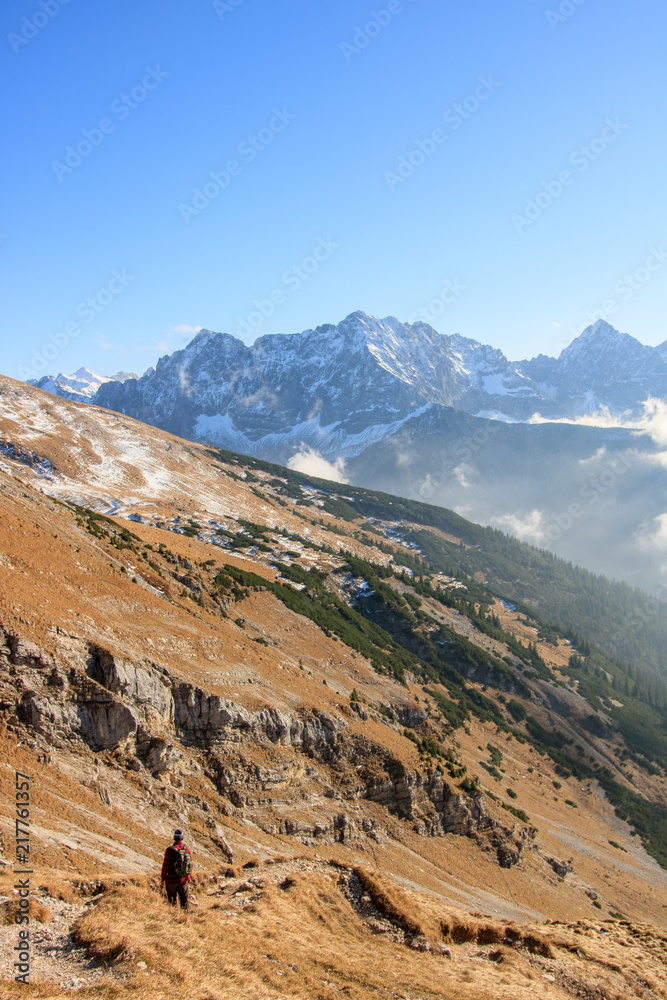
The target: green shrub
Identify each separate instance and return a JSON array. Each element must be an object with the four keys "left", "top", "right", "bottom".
[{"left": 508, "top": 699, "right": 527, "bottom": 722}]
